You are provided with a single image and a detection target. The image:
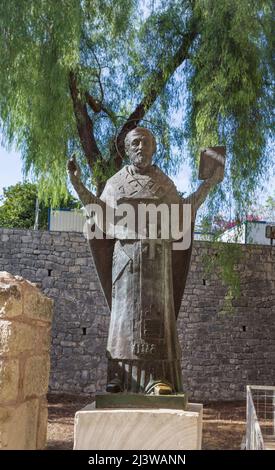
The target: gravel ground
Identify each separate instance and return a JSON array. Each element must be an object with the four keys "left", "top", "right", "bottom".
[{"left": 46, "top": 394, "right": 246, "bottom": 450}]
